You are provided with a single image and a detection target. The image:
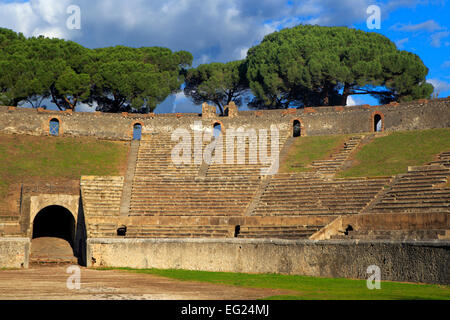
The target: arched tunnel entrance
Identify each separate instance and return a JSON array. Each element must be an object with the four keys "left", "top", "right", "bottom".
[
  {"left": 32, "top": 205, "right": 75, "bottom": 244},
  {"left": 31, "top": 205, "right": 78, "bottom": 265}
]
